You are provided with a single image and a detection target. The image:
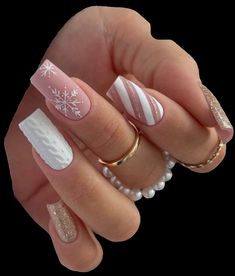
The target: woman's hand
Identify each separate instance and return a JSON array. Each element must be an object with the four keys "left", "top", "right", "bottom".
[{"left": 4, "top": 6, "right": 233, "bottom": 272}]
